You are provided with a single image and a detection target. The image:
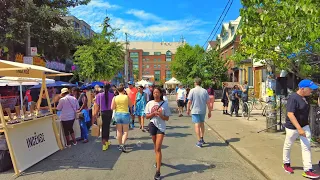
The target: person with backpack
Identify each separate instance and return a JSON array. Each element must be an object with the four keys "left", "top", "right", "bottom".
[
  {"left": 230, "top": 85, "right": 241, "bottom": 117},
  {"left": 135, "top": 85, "right": 147, "bottom": 132}
]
